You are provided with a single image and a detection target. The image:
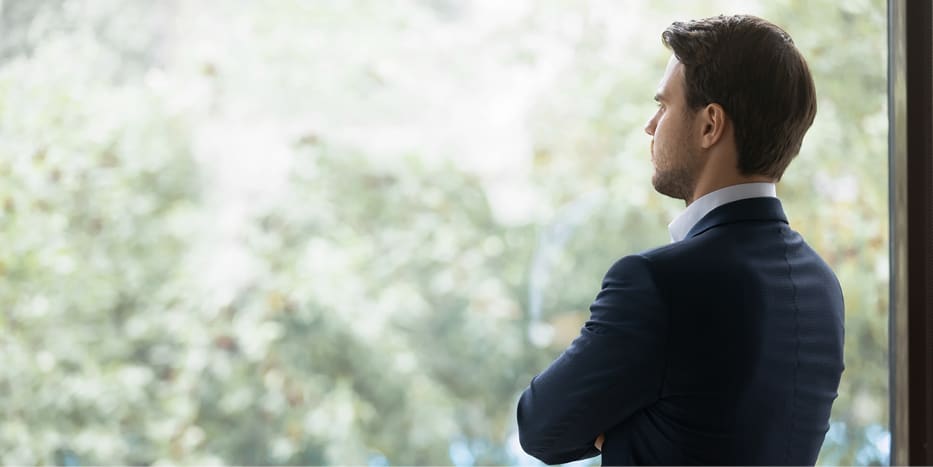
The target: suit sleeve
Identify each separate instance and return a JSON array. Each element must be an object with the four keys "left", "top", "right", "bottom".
[{"left": 517, "top": 254, "right": 668, "bottom": 465}]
